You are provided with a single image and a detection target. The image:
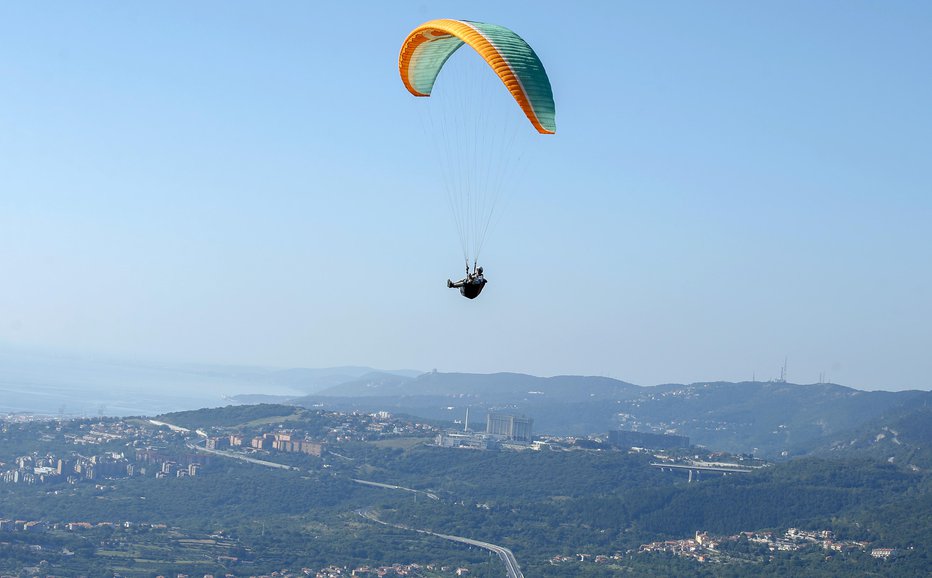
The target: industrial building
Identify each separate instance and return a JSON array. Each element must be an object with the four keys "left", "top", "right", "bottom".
[{"left": 486, "top": 413, "right": 533, "bottom": 442}]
